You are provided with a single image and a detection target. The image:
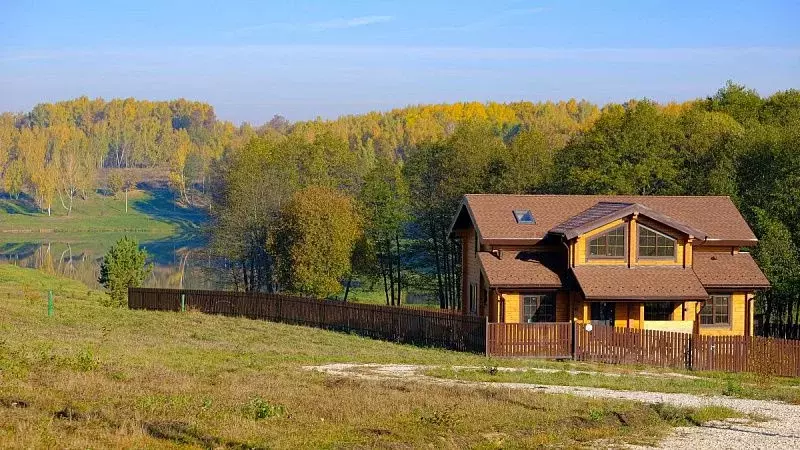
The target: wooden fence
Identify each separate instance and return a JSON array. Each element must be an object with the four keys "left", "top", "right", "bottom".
[
  {"left": 577, "top": 325, "right": 800, "bottom": 377},
  {"left": 128, "top": 288, "right": 800, "bottom": 376},
  {"left": 576, "top": 325, "right": 691, "bottom": 368},
  {"left": 691, "top": 334, "right": 800, "bottom": 377},
  {"left": 487, "top": 323, "right": 572, "bottom": 358},
  {"left": 128, "top": 288, "right": 486, "bottom": 353}
]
